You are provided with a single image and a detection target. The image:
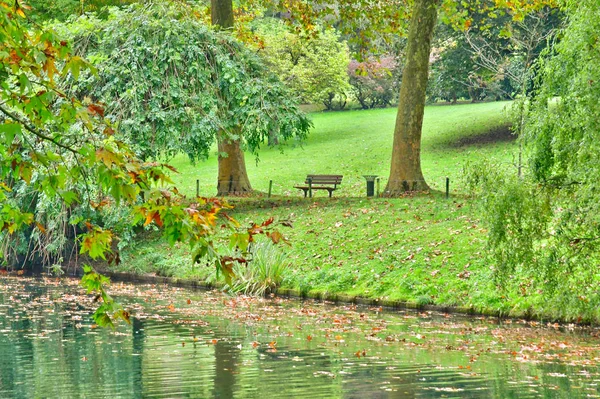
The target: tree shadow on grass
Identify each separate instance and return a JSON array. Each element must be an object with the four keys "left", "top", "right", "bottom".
[{"left": 441, "top": 123, "right": 516, "bottom": 149}]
